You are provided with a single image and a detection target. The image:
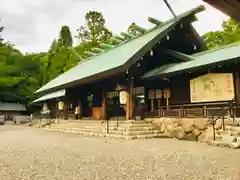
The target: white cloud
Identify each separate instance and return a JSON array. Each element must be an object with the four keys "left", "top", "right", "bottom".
[{"left": 0, "top": 0, "right": 229, "bottom": 53}]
